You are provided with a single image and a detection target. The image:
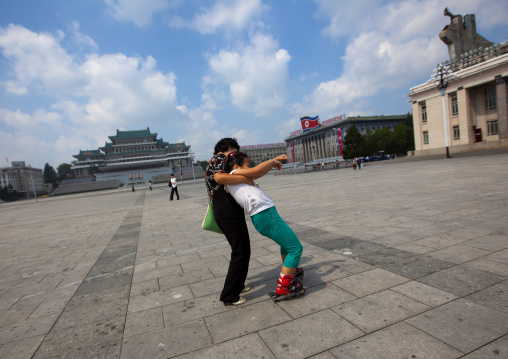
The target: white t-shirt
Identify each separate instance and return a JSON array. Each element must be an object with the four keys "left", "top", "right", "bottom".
[
  {"left": 226, "top": 170, "right": 274, "bottom": 216},
  {"left": 171, "top": 177, "right": 177, "bottom": 188}
]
